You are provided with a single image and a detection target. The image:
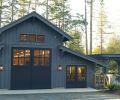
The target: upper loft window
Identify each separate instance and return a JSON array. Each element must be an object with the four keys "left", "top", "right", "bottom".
[
  {"left": 36, "top": 35, "right": 45, "bottom": 42},
  {"left": 20, "top": 34, "right": 45, "bottom": 42}
]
